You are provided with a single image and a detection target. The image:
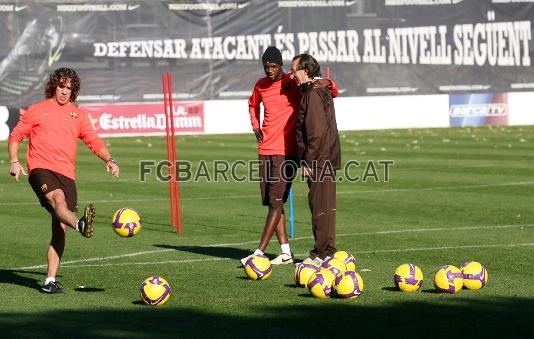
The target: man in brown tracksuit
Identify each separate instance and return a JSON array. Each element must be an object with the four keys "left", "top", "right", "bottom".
[{"left": 291, "top": 54, "right": 341, "bottom": 264}]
